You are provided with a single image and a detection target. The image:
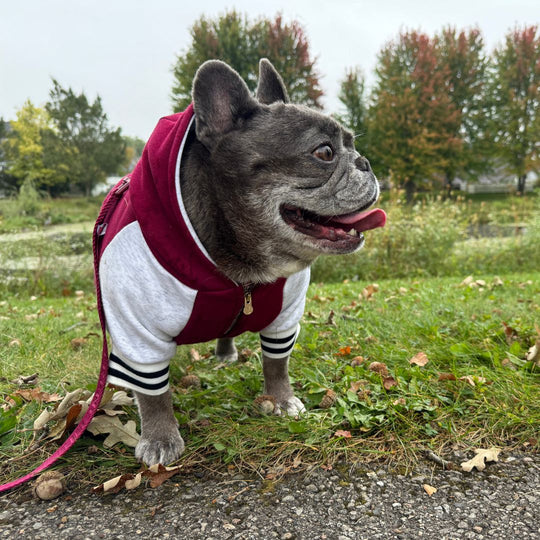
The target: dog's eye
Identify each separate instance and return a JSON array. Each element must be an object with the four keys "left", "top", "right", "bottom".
[{"left": 313, "top": 145, "right": 334, "bottom": 162}]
